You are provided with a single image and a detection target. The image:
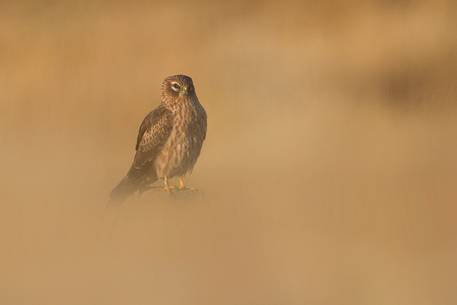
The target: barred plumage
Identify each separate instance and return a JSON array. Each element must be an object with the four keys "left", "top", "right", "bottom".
[{"left": 110, "top": 75, "right": 207, "bottom": 203}]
